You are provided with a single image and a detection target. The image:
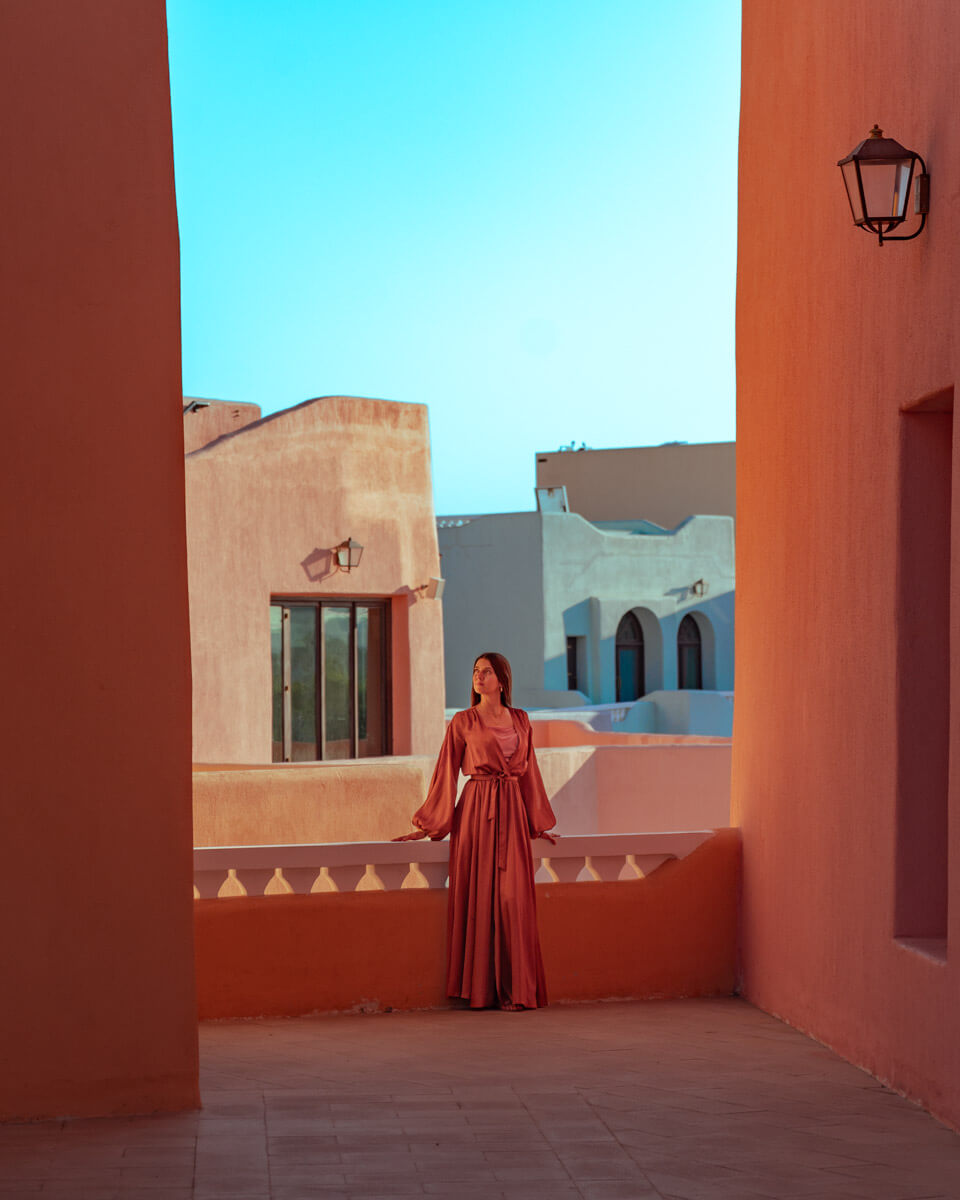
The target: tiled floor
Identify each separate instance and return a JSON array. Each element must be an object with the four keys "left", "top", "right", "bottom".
[{"left": 1, "top": 998, "right": 959, "bottom": 1199}]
